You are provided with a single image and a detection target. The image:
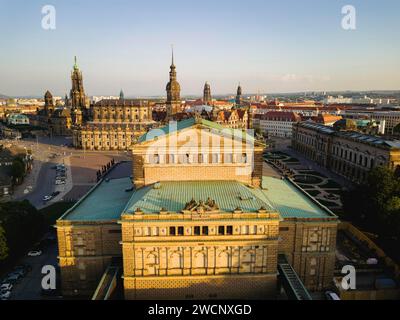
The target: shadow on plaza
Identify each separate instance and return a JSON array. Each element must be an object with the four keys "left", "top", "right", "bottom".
[{"left": 12, "top": 154, "right": 132, "bottom": 205}]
